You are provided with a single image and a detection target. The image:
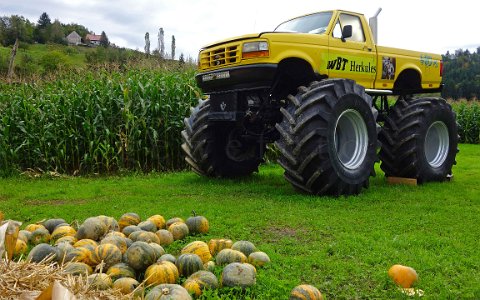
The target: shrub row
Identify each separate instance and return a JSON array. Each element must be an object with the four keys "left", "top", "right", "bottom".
[
  {"left": 0, "top": 69, "right": 200, "bottom": 176},
  {"left": 450, "top": 101, "right": 480, "bottom": 144}
]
